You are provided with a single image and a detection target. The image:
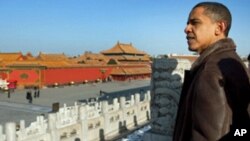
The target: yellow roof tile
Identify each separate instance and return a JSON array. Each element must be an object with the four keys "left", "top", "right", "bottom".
[
  {"left": 0, "top": 52, "right": 23, "bottom": 61},
  {"left": 37, "top": 52, "right": 69, "bottom": 61},
  {"left": 101, "top": 42, "right": 146, "bottom": 55},
  {"left": 111, "top": 66, "right": 151, "bottom": 75}
]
